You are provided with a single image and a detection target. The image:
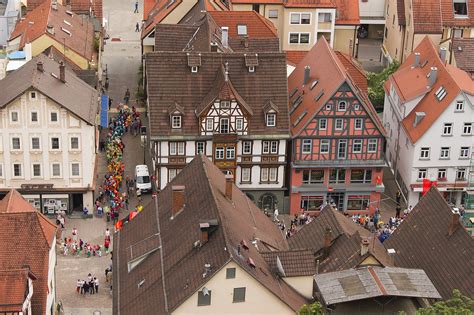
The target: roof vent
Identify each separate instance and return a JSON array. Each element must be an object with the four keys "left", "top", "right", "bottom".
[
  {"left": 428, "top": 67, "right": 438, "bottom": 87},
  {"left": 434, "top": 86, "right": 447, "bottom": 101},
  {"left": 457, "top": 46, "right": 463, "bottom": 52},
  {"left": 314, "top": 90, "right": 325, "bottom": 102},
  {"left": 292, "top": 110, "right": 307, "bottom": 127},
  {"left": 137, "top": 279, "right": 145, "bottom": 288},
  {"left": 66, "top": 10, "right": 74, "bottom": 16},
  {"left": 310, "top": 80, "right": 319, "bottom": 90},
  {"left": 240, "top": 239, "right": 249, "bottom": 250},
  {"left": 61, "top": 27, "right": 72, "bottom": 36},
  {"left": 247, "top": 257, "right": 256, "bottom": 268},
  {"left": 51, "top": 1, "right": 58, "bottom": 10},
  {"left": 202, "top": 263, "right": 212, "bottom": 278},
  {"left": 289, "top": 88, "right": 298, "bottom": 98},
  {"left": 413, "top": 52, "right": 420, "bottom": 68},
  {"left": 46, "top": 25, "right": 54, "bottom": 35},
  {"left": 303, "top": 66, "right": 310, "bottom": 85},
  {"left": 439, "top": 47, "right": 447, "bottom": 63},
  {"left": 36, "top": 61, "right": 44, "bottom": 72},
  {"left": 413, "top": 112, "right": 425, "bottom": 127}
]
